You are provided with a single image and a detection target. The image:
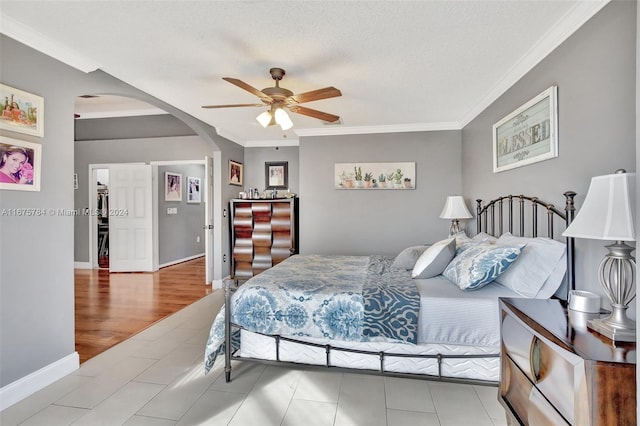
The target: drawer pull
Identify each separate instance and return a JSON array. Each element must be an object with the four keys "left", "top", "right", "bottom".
[{"left": 530, "top": 336, "right": 541, "bottom": 383}]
